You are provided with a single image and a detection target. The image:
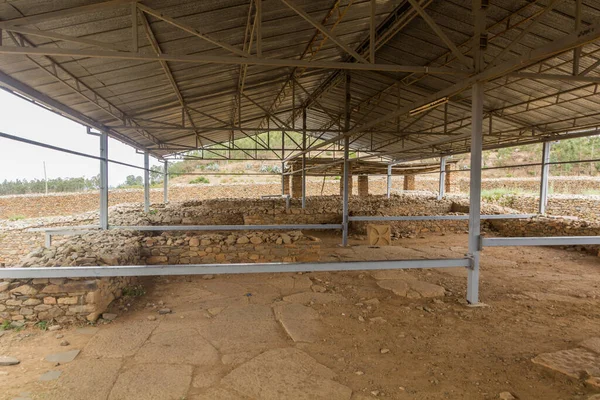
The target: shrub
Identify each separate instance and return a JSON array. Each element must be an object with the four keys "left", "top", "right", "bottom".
[{"left": 189, "top": 176, "right": 210, "bottom": 184}]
